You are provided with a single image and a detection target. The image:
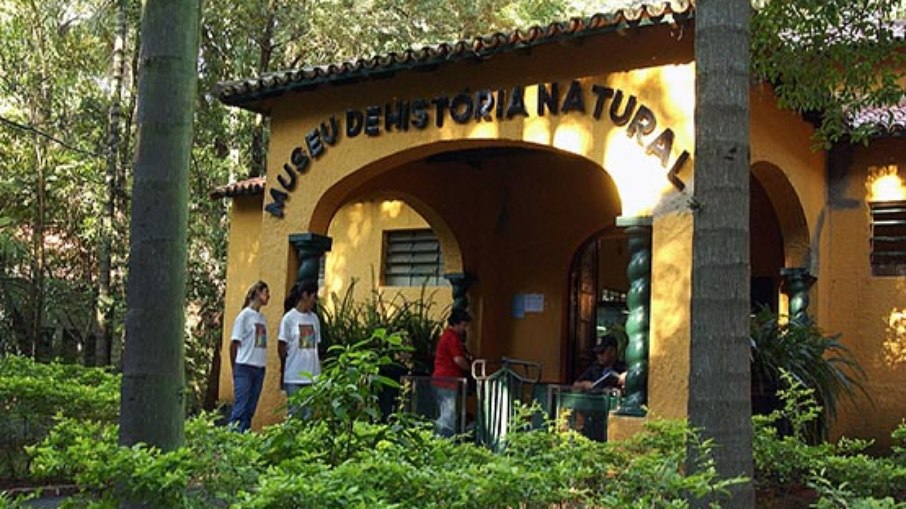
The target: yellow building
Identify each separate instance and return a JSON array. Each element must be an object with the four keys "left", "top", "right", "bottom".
[{"left": 211, "top": 3, "right": 906, "bottom": 449}]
